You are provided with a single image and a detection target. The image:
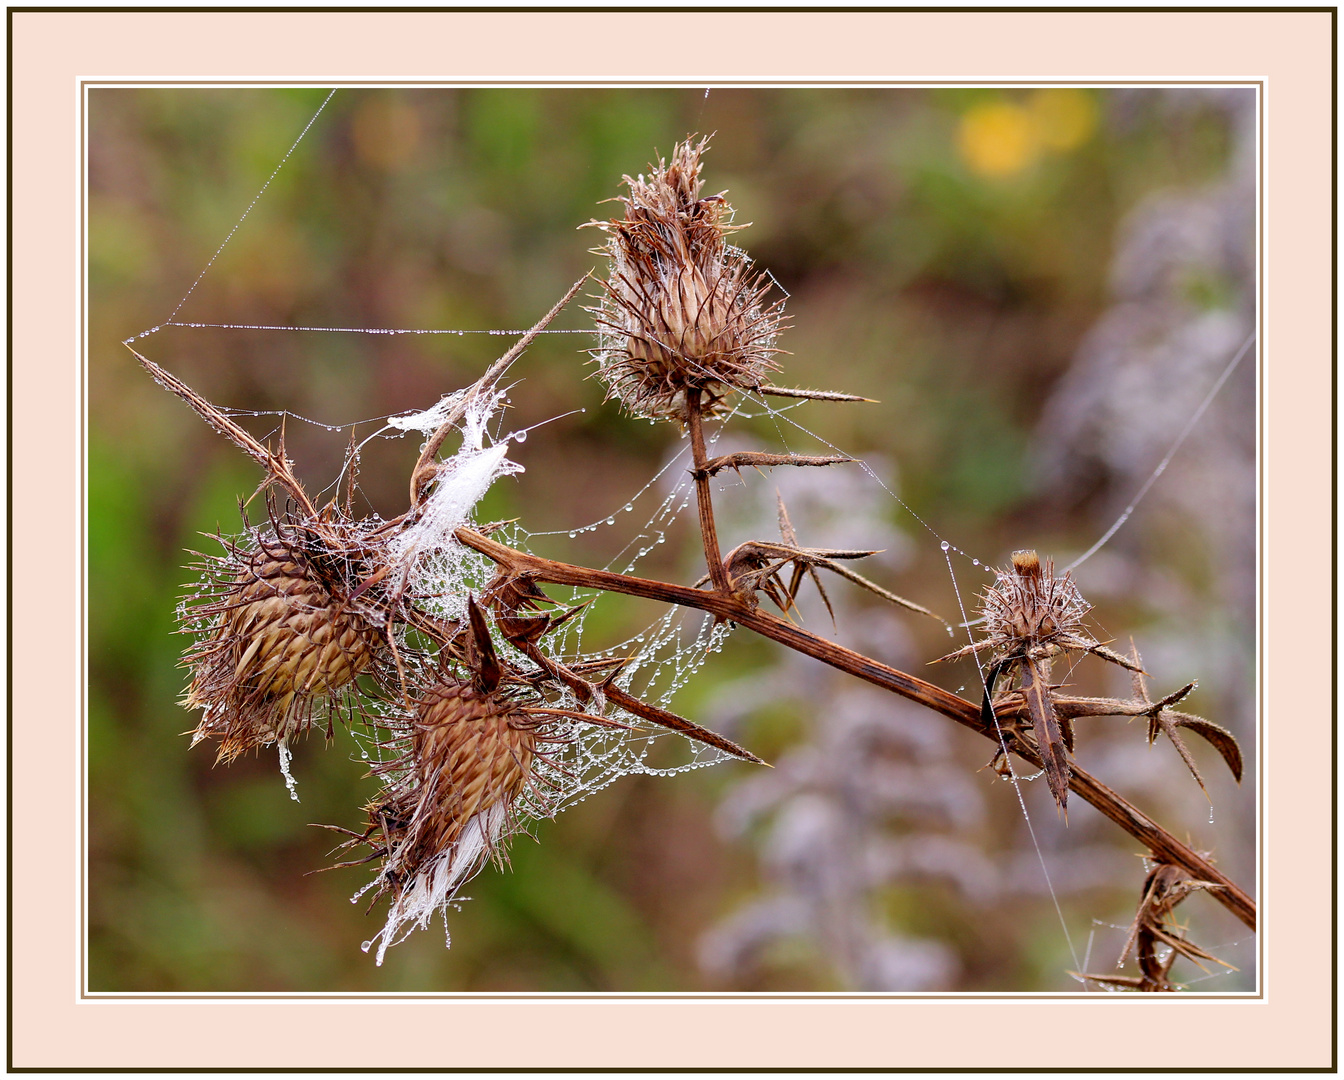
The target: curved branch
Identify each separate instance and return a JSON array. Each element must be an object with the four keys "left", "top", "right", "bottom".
[{"left": 455, "top": 526, "right": 1256, "bottom": 932}]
